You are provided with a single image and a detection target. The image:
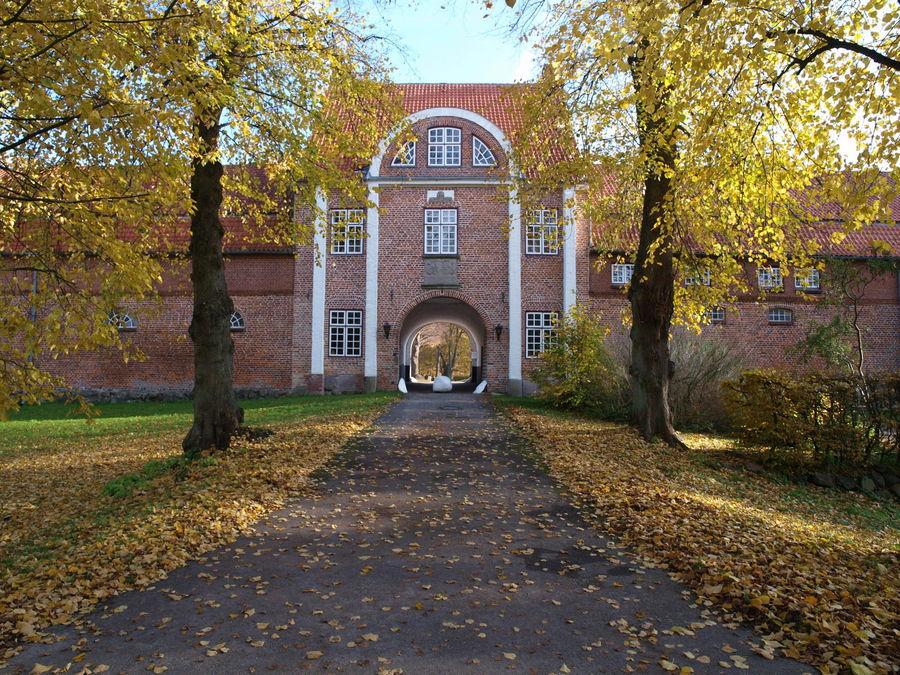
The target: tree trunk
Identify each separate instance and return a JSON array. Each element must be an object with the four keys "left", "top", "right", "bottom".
[
  {"left": 627, "top": 43, "right": 686, "bottom": 448},
  {"left": 628, "top": 176, "right": 684, "bottom": 447},
  {"left": 182, "top": 112, "right": 243, "bottom": 456}
]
